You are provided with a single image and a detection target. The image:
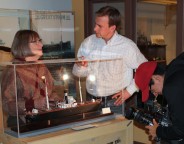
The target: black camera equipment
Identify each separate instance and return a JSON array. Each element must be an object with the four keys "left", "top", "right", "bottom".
[
  {"left": 125, "top": 106, "right": 170, "bottom": 127},
  {"left": 125, "top": 100, "right": 171, "bottom": 142},
  {"left": 125, "top": 98, "right": 171, "bottom": 126},
  {"left": 125, "top": 99, "right": 172, "bottom": 142}
]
